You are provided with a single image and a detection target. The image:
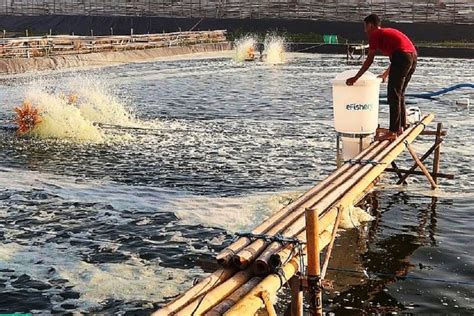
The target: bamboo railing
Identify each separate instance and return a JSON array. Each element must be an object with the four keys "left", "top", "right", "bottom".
[
  {"left": 1, "top": 1, "right": 473, "bottom": 24},
  {"left": 0, "top": 30, "right": 227, "bottom": 59}
]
